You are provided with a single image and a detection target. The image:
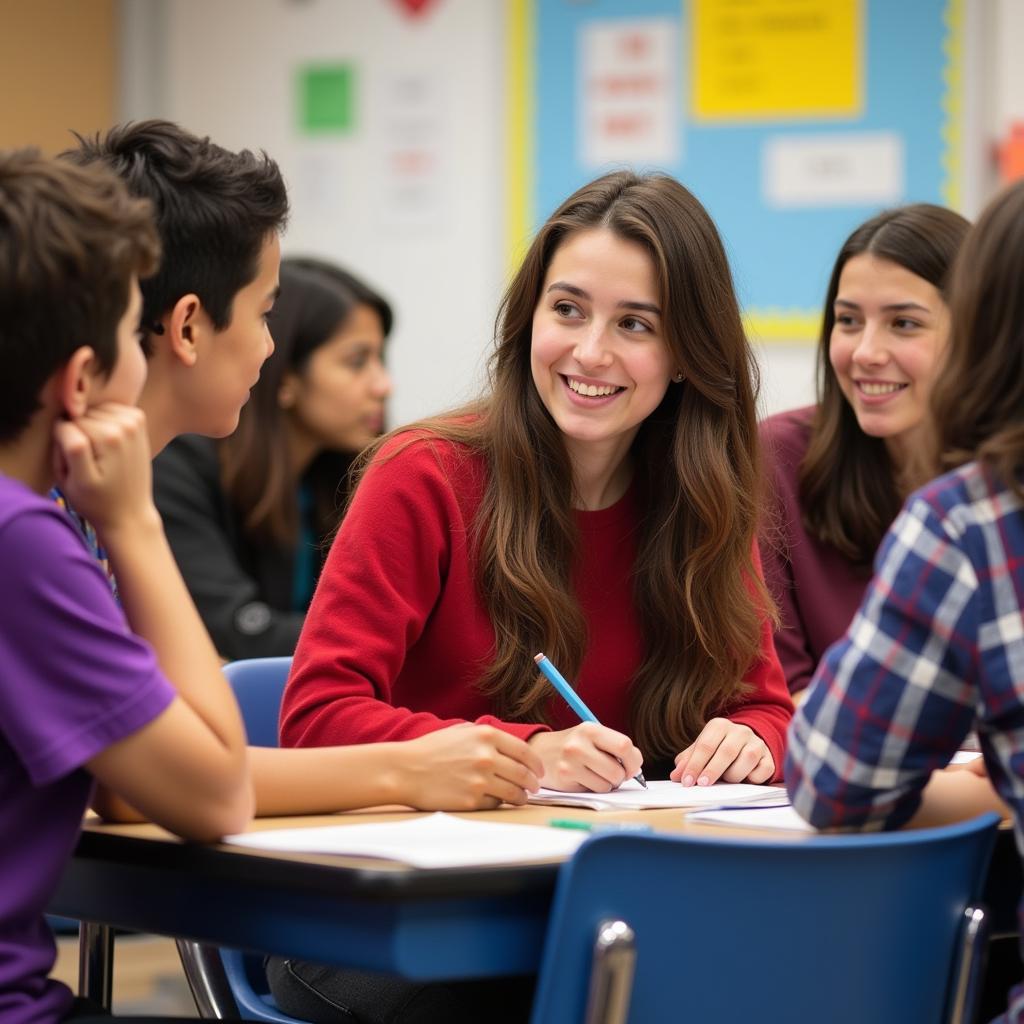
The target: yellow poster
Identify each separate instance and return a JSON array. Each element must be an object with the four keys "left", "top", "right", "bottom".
[{"left": 692, "top": 0, "right": 862, "bottom": 121}]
